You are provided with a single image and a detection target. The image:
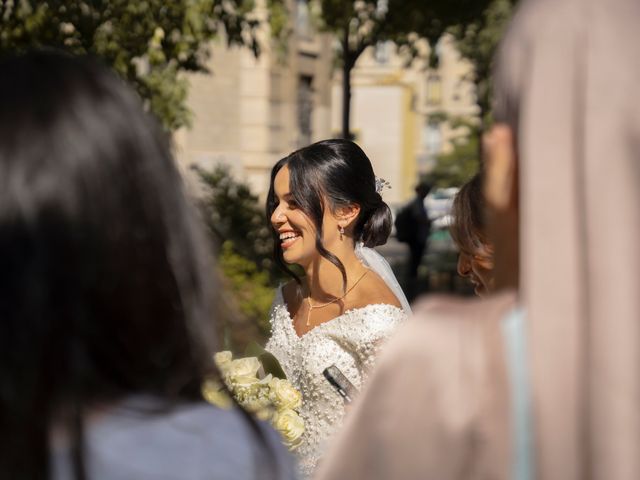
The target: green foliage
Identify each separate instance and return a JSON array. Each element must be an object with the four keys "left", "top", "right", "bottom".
[
  {"left": 0, "top": 0, "right": 284, "bottom": 130},
  {"left": 427, "top": 1, "right": 516, "bottom": 187},
  {"left": 427, "top": 119, "right": 480, "bottom": 188},
  {"left": 245, "top": 341, "right": 287, "bottom": 379},
  {"left": 267, "top": 0, "right": 290, "bottom": 60},
  {"left": 195, "top": 165, "right": 284, "bottom": 339},
  {"left": 313, "top": 0, "right": 493, "bottom": 137},
  {"left": 218, "top": 241, "right": 274, "bottom": 335},
  {"left": 449, "top": 0, "right": 517, "bottom": 124},
  {"left": 316, "top": 0, "right": 492, "bottom": 53},
  {"left": 194, "top": 164, "right": 273, "bottom": 272}
]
